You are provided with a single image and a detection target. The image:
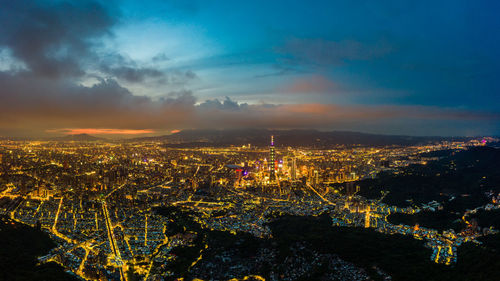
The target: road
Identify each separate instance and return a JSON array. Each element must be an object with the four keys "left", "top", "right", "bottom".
[
  {"left": 102, "top": 201, "right": 127, "bottom": 281},
  {"left": 306, "top": 183, "right": 334, "bottom": 205},
  {"left": 51, "top": 197, "right": 74, "bottom": 244},
  {"left": 104, "top": 183, "right": 127, "bottom": 200}
]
